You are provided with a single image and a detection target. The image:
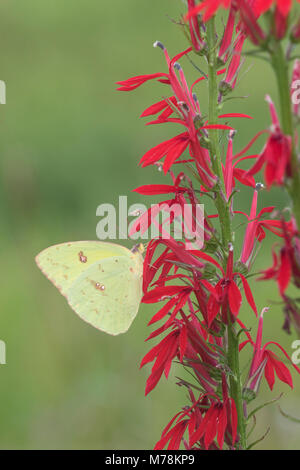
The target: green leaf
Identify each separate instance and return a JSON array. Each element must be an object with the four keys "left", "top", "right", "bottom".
[
  {"left": 247, "top": 427, "right": 271, "bottom": 450},
  {"left": 278, "top": 406, "right": 300, "bottom": 424},
  {"left": 247, "top": 393, "right": 283, "bottom": 421}
]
